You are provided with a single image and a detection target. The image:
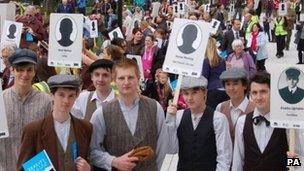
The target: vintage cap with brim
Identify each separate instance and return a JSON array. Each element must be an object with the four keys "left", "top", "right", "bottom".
[
  {"left": 220, "top": 68, "right": 248, "bottom": 81},
  {"left": 285, "top": 68, "right": 300, "bottom": 79},
  {"left": 9, "top": 49, "right": 37, "bottom": 65},
  {"left": 180, "top": 76, "right": 208, "bottom": 90},
  {"left": 88, "top": 59, "right": 114, "bottom": 73},
  {"left": 47, "top": 74, "right": 81, "bottom": 89}
]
